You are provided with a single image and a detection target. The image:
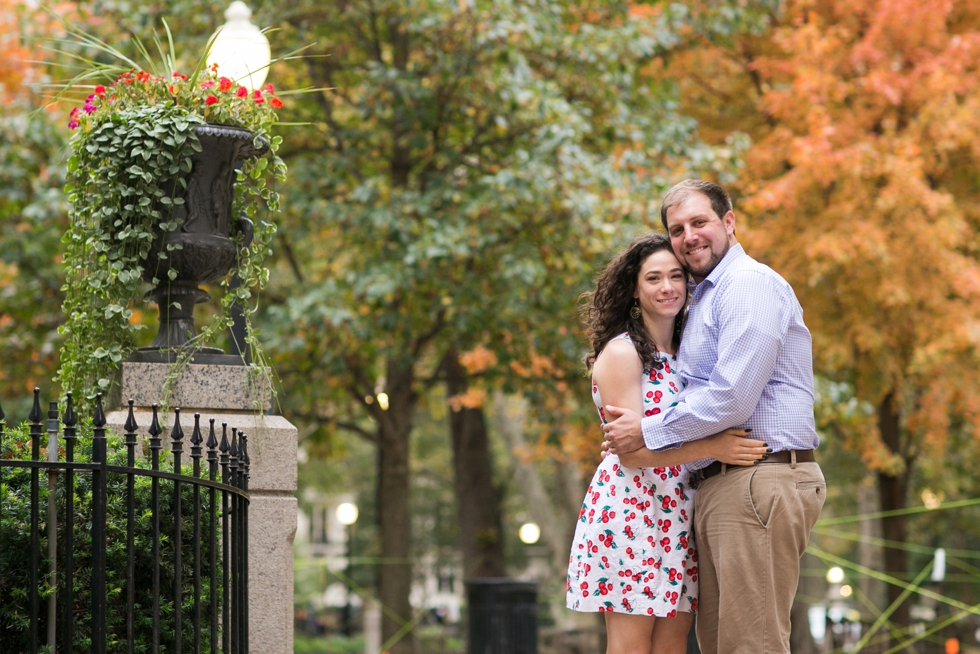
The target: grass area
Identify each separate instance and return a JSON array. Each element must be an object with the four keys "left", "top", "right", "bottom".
[
  {"left": 293, "top": 628, "right": 463, "bottom": 654},
  {"left": 294, "top": 634, "right": 365, "bottom": 654}
]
